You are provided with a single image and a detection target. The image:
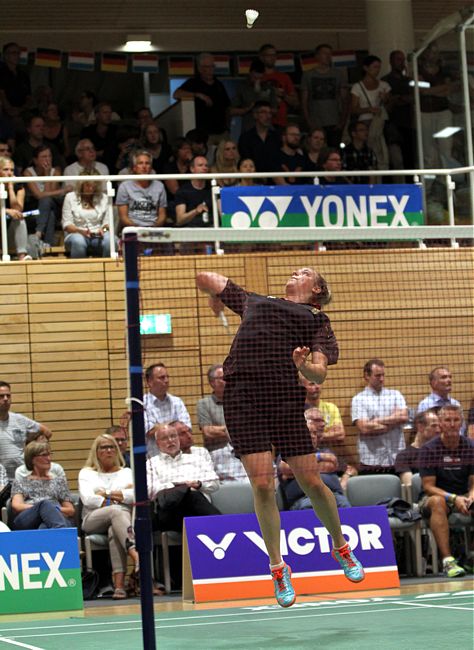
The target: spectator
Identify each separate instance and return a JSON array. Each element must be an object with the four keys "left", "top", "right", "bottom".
[
  {"left": 300, "top": 375, "right": 345, "bottom": 442},
  {"left": 417, "top": 366, "right": 464, "bottom": 422},
  {"left": 238, "top": 100, "right": 281, "bottom": 174},
  {"left": 274, "top": 124, "right": 305, "bottom": 185},
  {"left": 0, "top": 155, "right": 30, "bottom": 260},
  {"left": 418, "top": 405, "right": 474, "bottom": 578},
  {"left": 259, "top": 43, "right": 299, "bottom": 129},
  {"left": 197, "top": 364, "right": 247, "bottom": 483},
  {"left": 230, "top": 58, "right": 278, "bottom": 133},
  {"left": 210, "top": 139, "right": 239, "bottom": 187},
  {"left": 317, "top": 148, "right": 350, "bottom": 185},
  {"left": 173, "top": 53, "right": 230, "bottom": 143},
  {"left": 278, "top": 407, "right": 351, "bottom": 509},
  {"left": 341, "top": 121, "right": 377, "bottom": 183},
  {"left": 116, "top": 149, "right": 167, "bottom": 229},
  {"left": 381, "top": 50, "right": 415, "bottom": 170},
  {"left": 0, "top": 108, "right": 16, "bottom": 153},
  {"left": 143, "top": 363, "right": 192, "bottom": 457},
  {"left": 146, "top": 423, "right": 221, "bottom": 532},
  {"left": 114, "top": 128, "right": 140, "bottom": 174},
  {"left": 24, "top": 144, "right": 71, "bottom": 249},
  {"left": 237, "top": 157, "right": 257, "bottom": 186},
  {"left": 77, "top": 90, "right": 98, "bottom": 127},
  {"left": 13, "top": 114, "right": 62, "bottom": 174},
  {"left": 395, "top": 410, "right": 441, "bottom": 486},
  {"left": 0, "top": 380, "right": 51, "bottom": 480},
  {"left": 0, "top": 140, "right": 13, "bottom": 159},
  {"left": 140, "top": 122, "right": 170, "bottom": 174},
  {"left": 0, "top": 42, "right": 32, "bottom": 124},
  {"left": 80, "top": 102, "right": 119, "bottom": 171},
  {"left": 302, "top": 128, "right": 326, "bottom": 172},
  {"left": 351, "top": 358, "right": 408, "bottom": 474},
  {"left": 301, "top": 44, "right": 348, "bottom": 147},
  {"left": 468, "top": 398, "right": 474, "bottom": 440},
  {"left": 42, "top": 102, "right": 68, "bottom": 159},
  {"left": 175, "top": 155, "right": 213, "bottom": 231},
  {"left": 63, "top": 139, "right": 110, "bottom": 177},
  {"left": 11, "top": 441, "right": 74, "bottom": 530},
  {"left": 135, "top": 106, "right": 154, "bottom": 137},
  {"left": 15, "top": 429, "right": 66, "bottom": 480},
  {"left": 79, "top": 434, "right": 143, "bottom": 600},
  {"left": 185, "top": 128, "right": 210, "bottom": 161},
  {"left": 62, "top": 176, "right": 113, "bottom": 258},
  {"left": 105, "top": 425, "right": 130, "bottom": 467},
  {"left": 350, "top": 55, "right": 391, "bottom": 170},
  {"left": 163, "top": 137, "right": 192, "bottom": 223}
]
